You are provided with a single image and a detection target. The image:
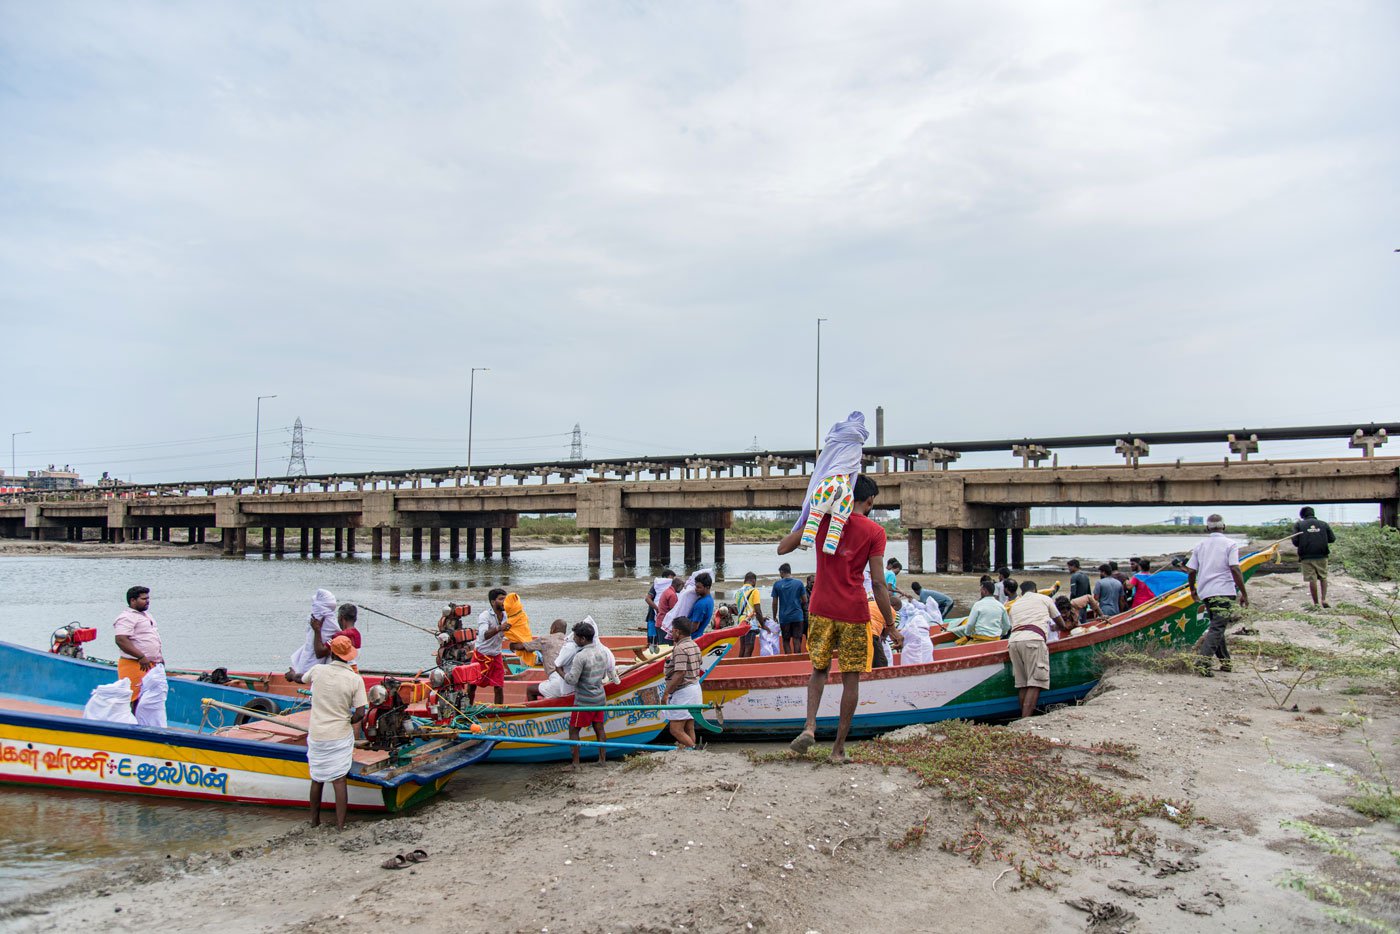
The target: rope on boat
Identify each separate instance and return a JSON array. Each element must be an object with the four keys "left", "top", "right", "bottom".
[{"left": 355, "top": 602, "right": 441, "bottom": 636}]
